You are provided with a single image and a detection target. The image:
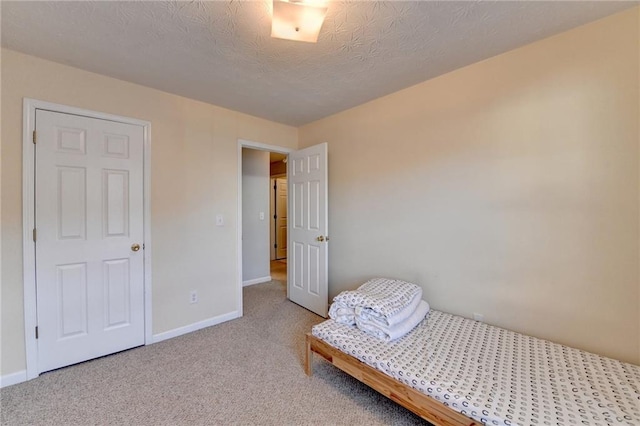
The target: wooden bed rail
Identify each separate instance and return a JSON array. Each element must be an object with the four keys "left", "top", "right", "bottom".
[{"left": 305, "top": 333, "right": 479, "bottom": 426}]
